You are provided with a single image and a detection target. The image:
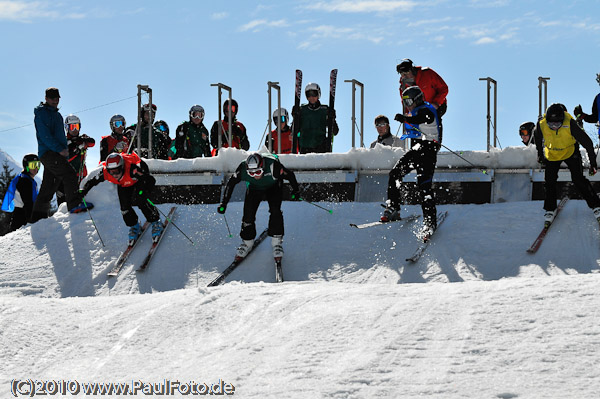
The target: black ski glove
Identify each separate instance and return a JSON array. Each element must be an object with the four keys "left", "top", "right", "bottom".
[
  {"left": 574, "top": 105, "right": 583, "bottom": 118},
  {"left": 394, "top": 113, "right": 405, "bottom": 123},
  {"left": 290, "top": 189, "right": 302, "bottom": 201},
  {"left": 217, "top": 203, "right": 227, "bottom": 214},
  {"left": 537, "top": 155, "right": 546, "bottom": 166}
]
